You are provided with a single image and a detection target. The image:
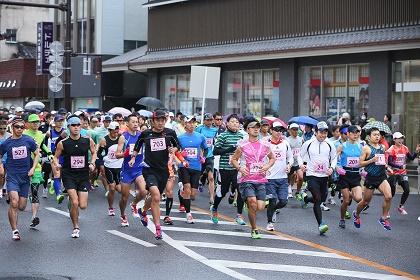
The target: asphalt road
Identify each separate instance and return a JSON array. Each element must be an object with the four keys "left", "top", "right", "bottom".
[{"left": 0, "top": 185, "right": 419, "bottom": 280}]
